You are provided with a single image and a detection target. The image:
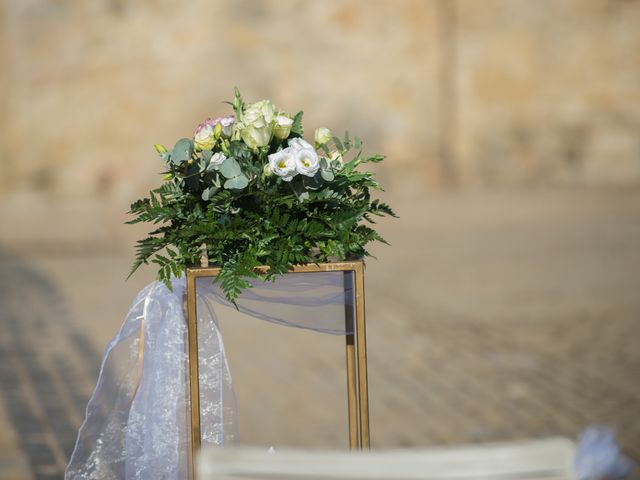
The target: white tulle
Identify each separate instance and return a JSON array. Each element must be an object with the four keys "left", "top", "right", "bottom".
[{"left": 65, "top": 271, "right": 353, "bottom": 479}]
